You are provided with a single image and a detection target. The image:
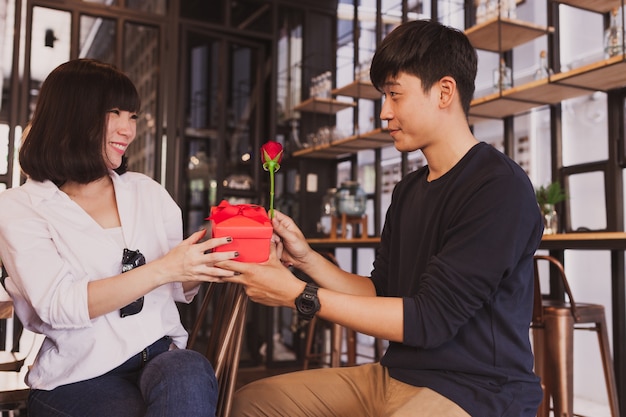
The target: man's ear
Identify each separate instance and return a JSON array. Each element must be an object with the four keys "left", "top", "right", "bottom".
[{"left": 438, "top": 76, "right": 456, "bottom": 109}]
